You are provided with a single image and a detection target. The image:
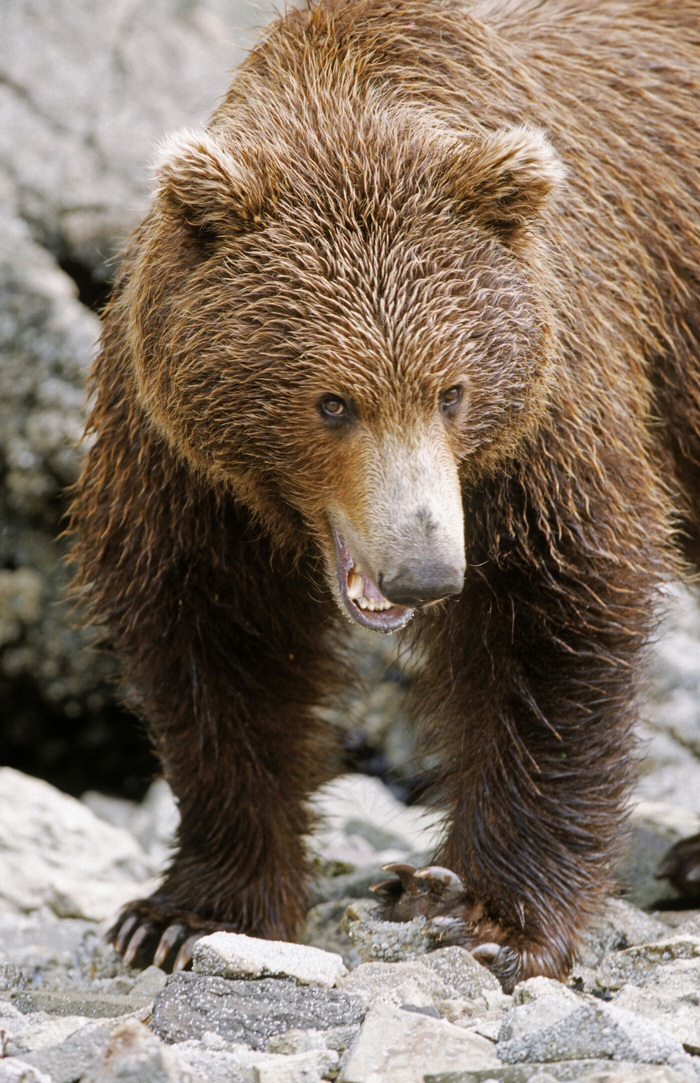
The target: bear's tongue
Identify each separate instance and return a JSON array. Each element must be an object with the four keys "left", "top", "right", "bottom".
[{"left": 331, "top": 526, "right": 415, "bottom": 632}]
